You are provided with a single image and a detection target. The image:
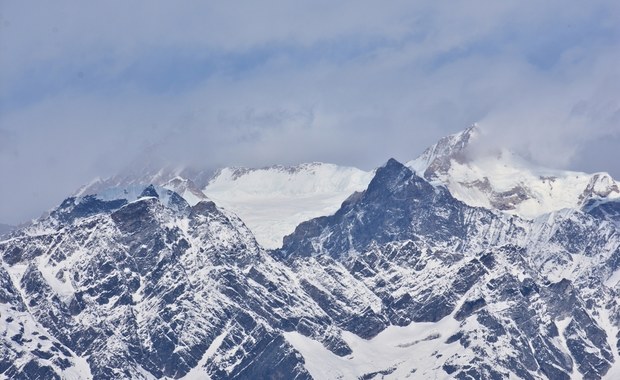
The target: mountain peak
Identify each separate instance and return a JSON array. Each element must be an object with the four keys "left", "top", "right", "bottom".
[
  {"left": 383, "top": 157, "right": 406, "bottom": 170},
  {"left": 371, "top": 158, "right": 422, "bottom": 190},
  {"left": 367, "top": 158, "right": 410, "bottom": 192},
  {"left": 139, "top": 184, "right": 159, "bottom": 199},
  {"left": 408, "top": 124, "right": 480, "bottom": 178},
  {"left": 406, "top": 124, "right": 620, "bottom": 219},
  {"left": 387, "top": 157, "right": 402, "bottom": 165}
]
